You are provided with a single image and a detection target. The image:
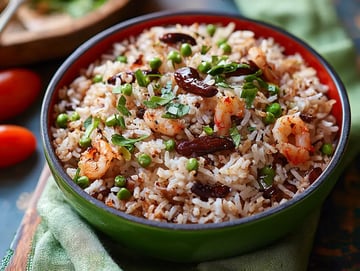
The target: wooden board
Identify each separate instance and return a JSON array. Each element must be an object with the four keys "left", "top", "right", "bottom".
[
  {"left": 0, "top": 0, "right": 130, "bottom": 67},
  {"left": 4, "top": 165, "right": 50, "bottom": 271}
]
